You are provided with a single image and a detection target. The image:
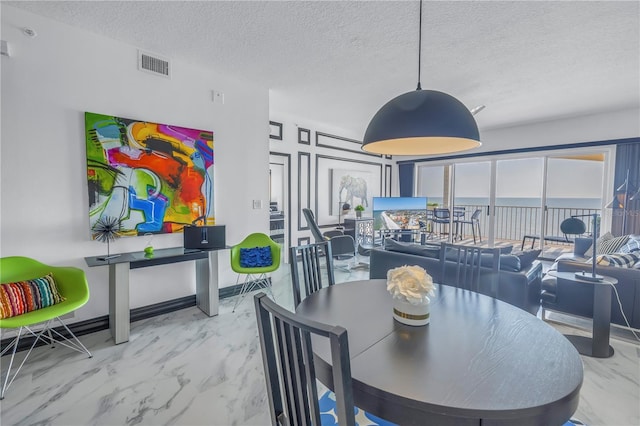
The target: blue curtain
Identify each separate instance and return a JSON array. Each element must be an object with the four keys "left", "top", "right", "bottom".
[
  {"left": 398, "top": 164, "right": 415, "bottom": 197},
  {"left": 612, "top": 142, "right": 640, "bottom": 236}
]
